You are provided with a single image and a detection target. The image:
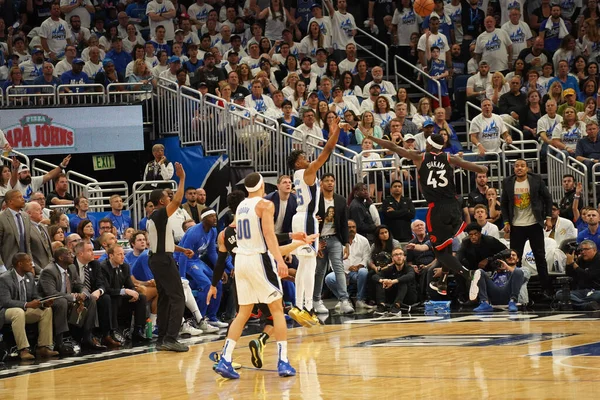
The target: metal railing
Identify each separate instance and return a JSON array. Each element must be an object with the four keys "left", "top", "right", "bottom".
[
  {"left": 156, "top": 77, "right": 180, "bottom": 135},
  {"left": 57, "top": 83, "right": 106, "bottom": 105},
  {"left": 0, "top": 149, "right": 30, "bottom": 170},
  {"left": 566, "top": 157, "right": 589, "bottom": 206},
  {"left": 354, "top": 27, "right": 389, "bottom": 77},
  {"left": 594, "top": 163, "right": 600, "bottom": 208},
  {"left": 66, "top": 170, "right": 98, "bottom": 198},
  {"left": 30, "top": 158, "right": 61, "bottom": 195},
  {"left": 6, "top": 85, "right": 57, "bottom": 106},
  {"left": 85, "top": 181, "right": 130, "bottom": 213},
  {"left": 131, "top": 180, "right": 177, "bottom": 227},
  {"left": 501, "top": 141, "right": 542, "bottom": 178},
  {"left": 394, "top": 55, "right": 441, "bottom": 106},
  {"left": 546, "top": 145, "right": 568, "bottom": 203}
]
